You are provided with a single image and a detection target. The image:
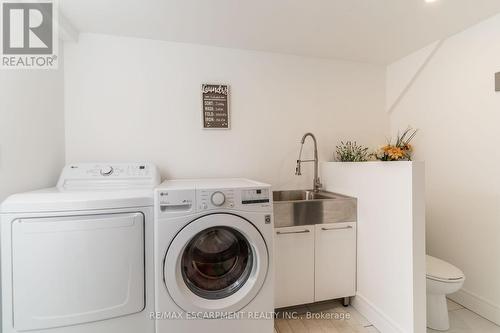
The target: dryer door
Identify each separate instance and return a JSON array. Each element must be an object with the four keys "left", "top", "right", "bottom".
[
  {"left": 11, "top": 212, "right": 145, "bottom": 331},
  {"left": 164, "top": 213, "right": 268, "bottom": 315}
]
